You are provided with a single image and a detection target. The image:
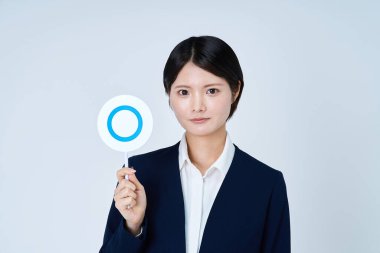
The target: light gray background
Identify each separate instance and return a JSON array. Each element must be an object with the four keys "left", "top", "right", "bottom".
[{"left": 0, "top": 1, "right": 379, "bottom": 252}]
